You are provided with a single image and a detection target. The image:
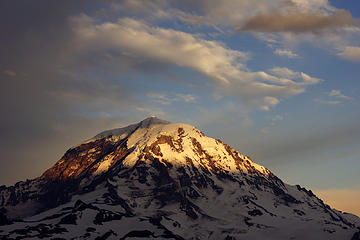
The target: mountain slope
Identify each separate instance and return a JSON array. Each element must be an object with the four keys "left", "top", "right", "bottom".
[{"left": 0, "top": 117, "right": 359, "bottom": 239}]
